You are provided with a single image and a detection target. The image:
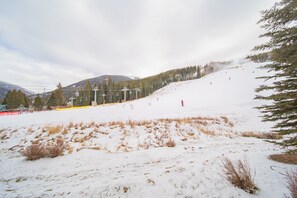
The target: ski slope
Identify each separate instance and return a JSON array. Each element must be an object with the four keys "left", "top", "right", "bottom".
[
  {"left": 0, "top": 61, "right": 272, "bottom": 131},
  {"left": 0, "top": 61, "right": 295, "bottom": 198}
]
